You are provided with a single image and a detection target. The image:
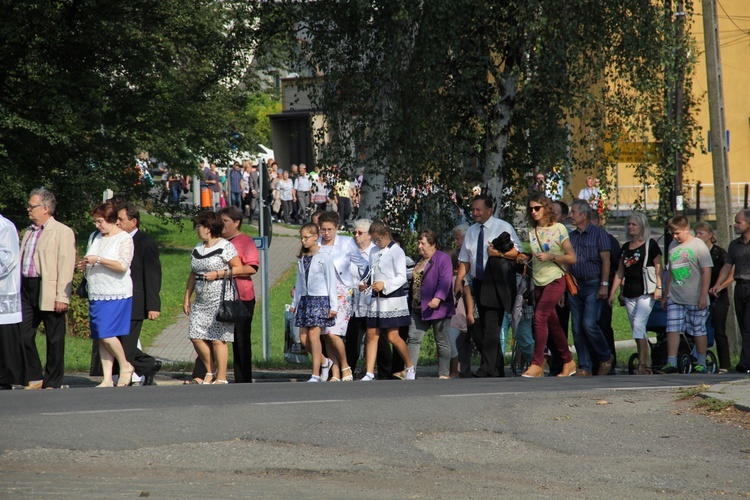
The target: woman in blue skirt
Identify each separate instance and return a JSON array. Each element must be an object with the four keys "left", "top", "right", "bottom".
[
  {"left": 290, "top": 223, "right": 338, "bottom": 382},
  {"left": 79, "top": 202, "right": 135, "bottom": 388},
  {"left": 359, "top": 221, "right": 415, "bottom": 381}
]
